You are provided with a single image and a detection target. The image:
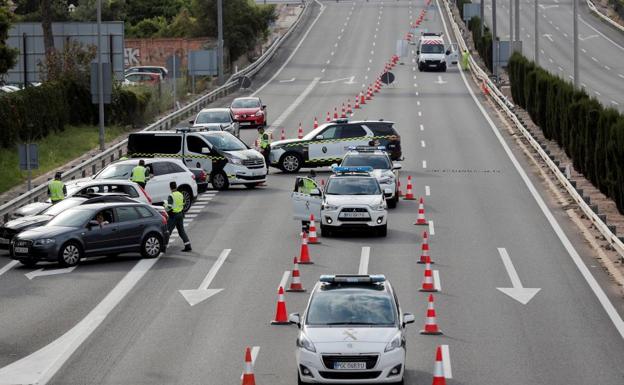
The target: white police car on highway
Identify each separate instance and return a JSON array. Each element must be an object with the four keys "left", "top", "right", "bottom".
[
  {"left": 289, "top": 274, "right": 415, "bottom": 384},
  {"left": 337, "top": 147, "right": 401, "bottom": 208},
  {"left": 291, "top": 167, "right": 391, "bottom": 237}
]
